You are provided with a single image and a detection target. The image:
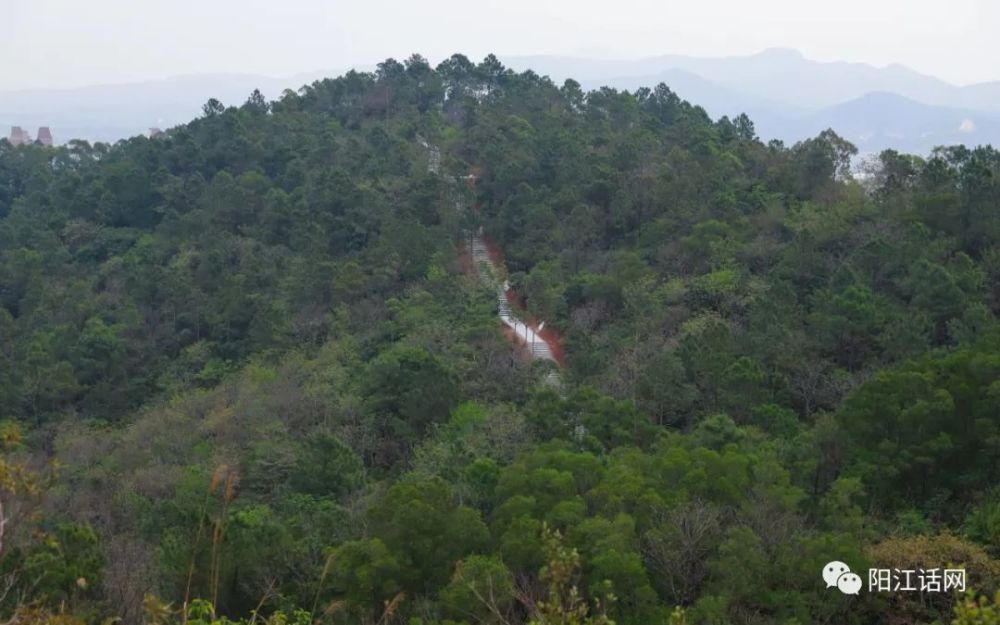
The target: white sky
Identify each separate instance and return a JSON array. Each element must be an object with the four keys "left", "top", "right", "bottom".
[{"left": 4, "top": 0, "right": 998, "bottom": 89}]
